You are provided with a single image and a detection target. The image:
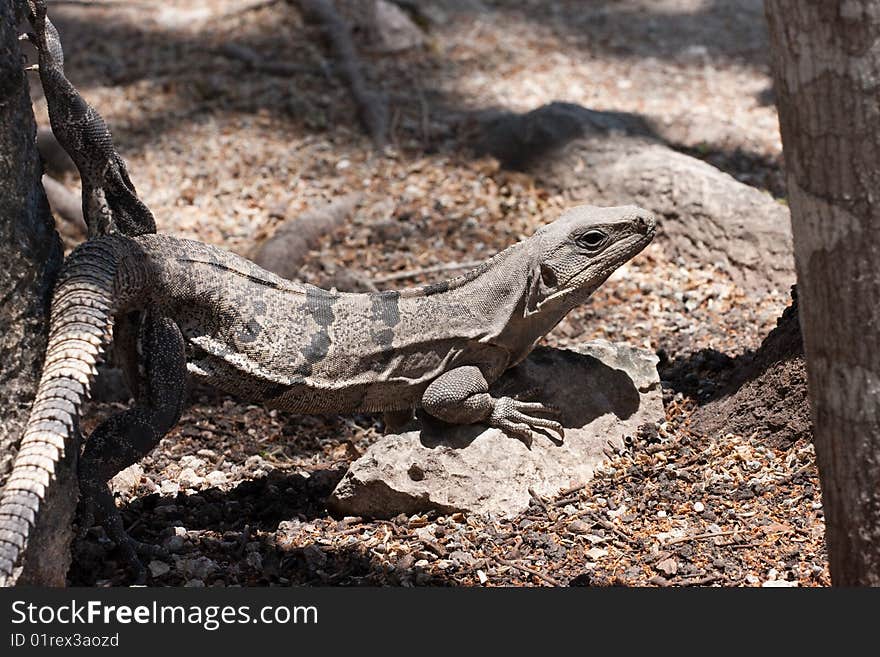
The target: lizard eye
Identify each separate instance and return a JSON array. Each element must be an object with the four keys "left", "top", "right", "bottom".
[{"left": 577, "top": 230, "right": 607, "bottom": 249}]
